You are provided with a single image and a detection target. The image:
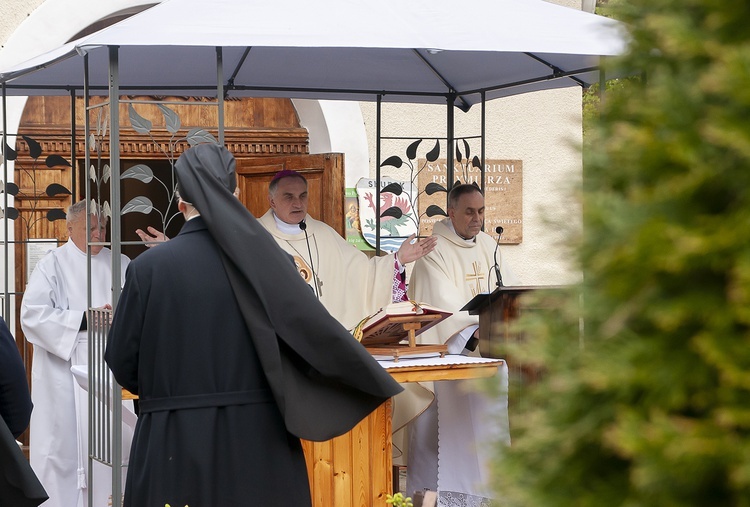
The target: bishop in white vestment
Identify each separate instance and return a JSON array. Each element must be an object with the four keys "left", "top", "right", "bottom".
[
  {"left": 259, "top": 170, "right": 436, "bottom": 330},
  {"left": 21, "top": 202, "right": 130, "bottom": 507},
  {"left": 408, "top": 184, "right": 519, "bottom": 505}
]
